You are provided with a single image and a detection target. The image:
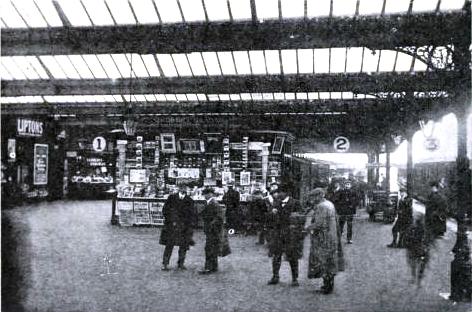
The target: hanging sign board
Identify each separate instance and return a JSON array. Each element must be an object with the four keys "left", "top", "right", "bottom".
[
  {"left": 33, "top": 144, "right": 48, "bottom": 185},
  {"left": 17, "top": 118, "right": 44, "bottom": 137},
  {"left": 92, "top": 136, "right": 107, "bottom": 152},
  {"left": 333, "top": 136, "right": 350, "bottom": 153}
]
